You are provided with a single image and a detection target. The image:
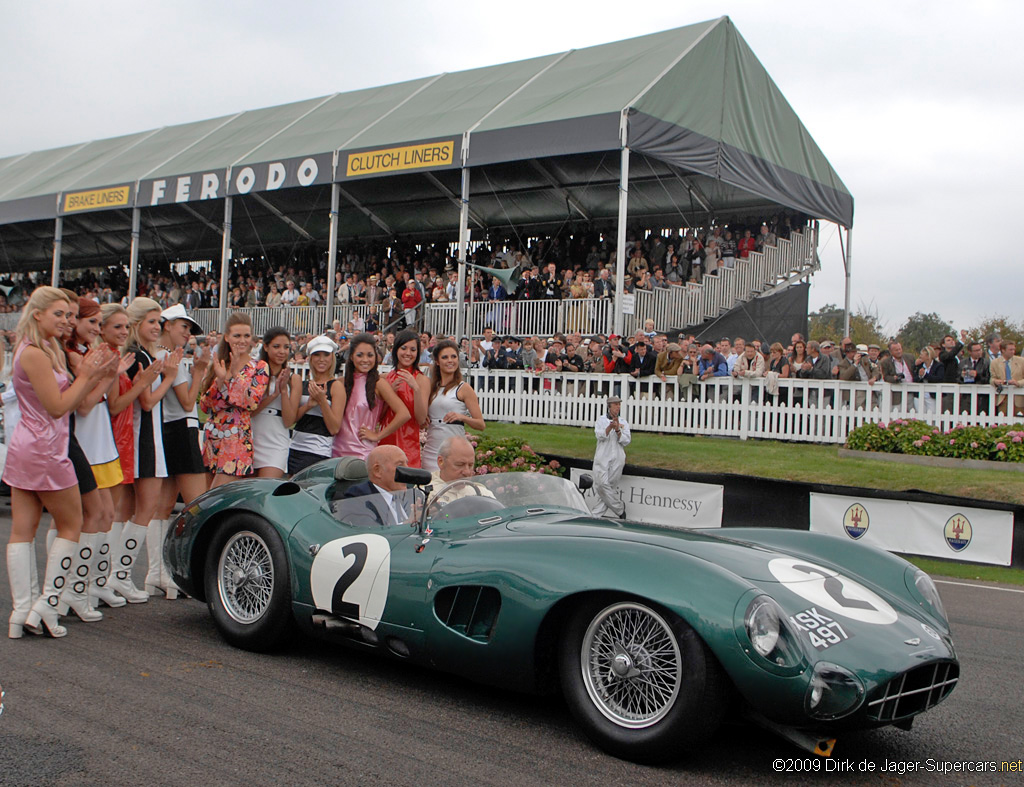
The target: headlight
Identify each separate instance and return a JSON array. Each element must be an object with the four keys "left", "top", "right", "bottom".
[
  {"left": 806, "top": 661, "right": 864, "bottom": 720},
  {"left": 907, "top": 567, "right": 948, "bottom": 624},
  {"left": 746, "top": 596, "right": 780, "bottom": 657},
  {"left": 744, "top": 595, "right": 803, "bottom": 669}
]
